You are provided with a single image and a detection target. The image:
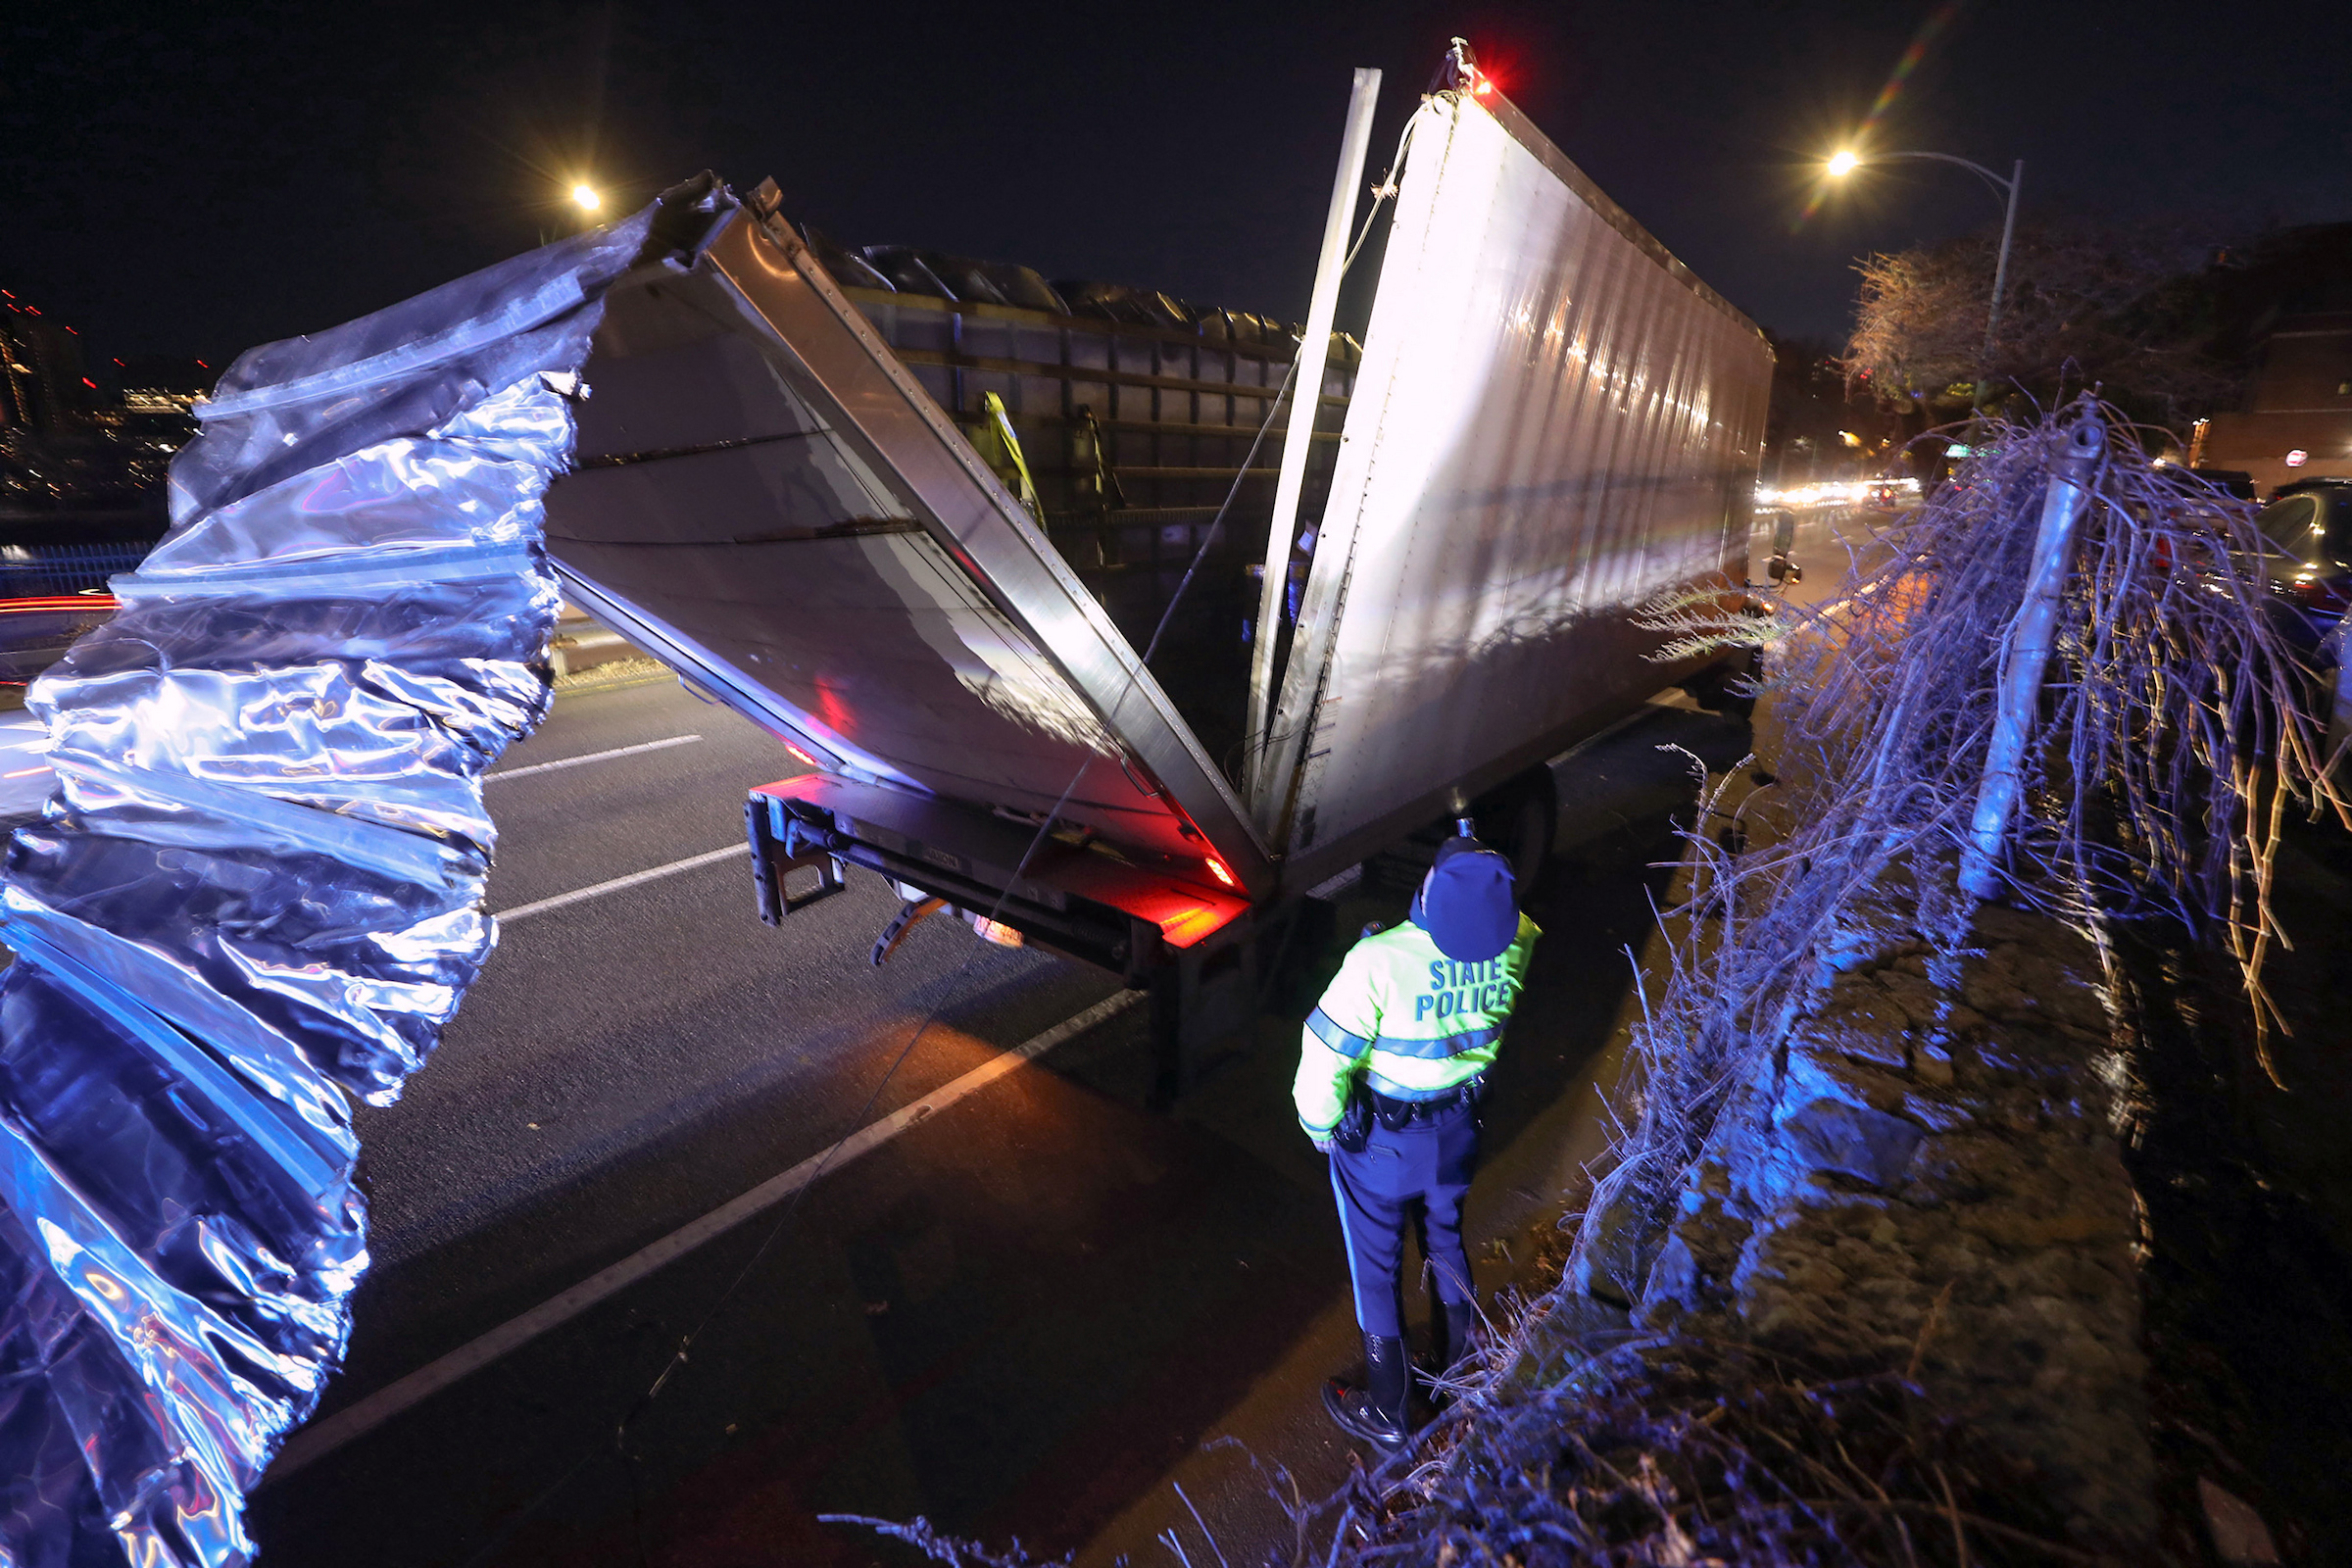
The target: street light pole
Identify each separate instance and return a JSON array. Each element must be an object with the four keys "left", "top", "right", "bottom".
[
  {"left": 1830, "top": 149, "right": 2023, "bottom": 370},
  {"left": 1967, "top": 157, "right": 2024, "bottom": 364}
]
